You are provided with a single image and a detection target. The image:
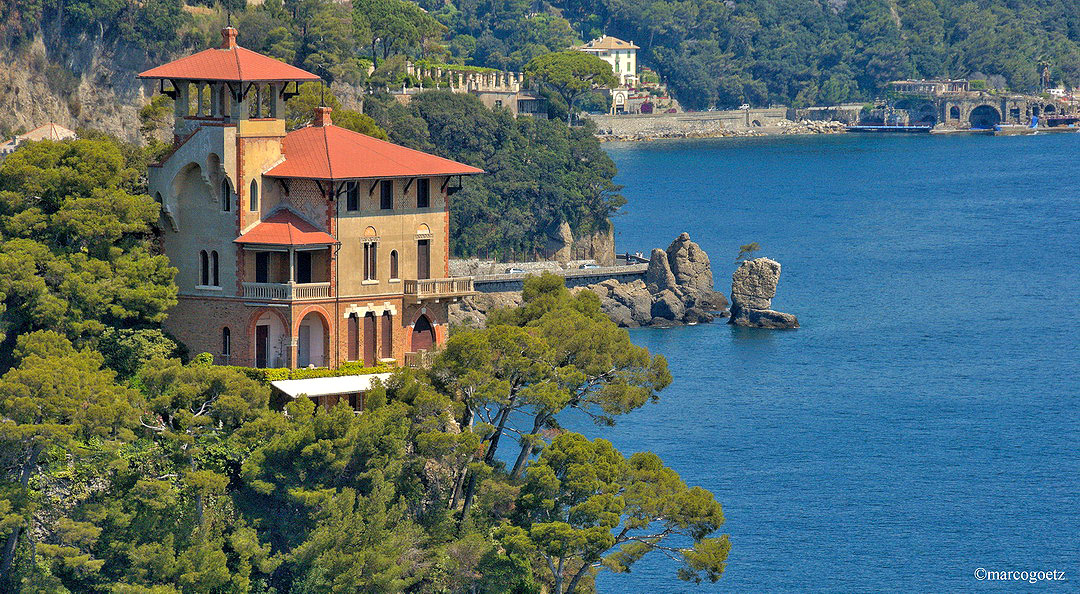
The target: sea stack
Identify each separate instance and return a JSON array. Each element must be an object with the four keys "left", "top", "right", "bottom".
[{"left": 729, "top": 257, "right": 799, "bottom": 329}]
